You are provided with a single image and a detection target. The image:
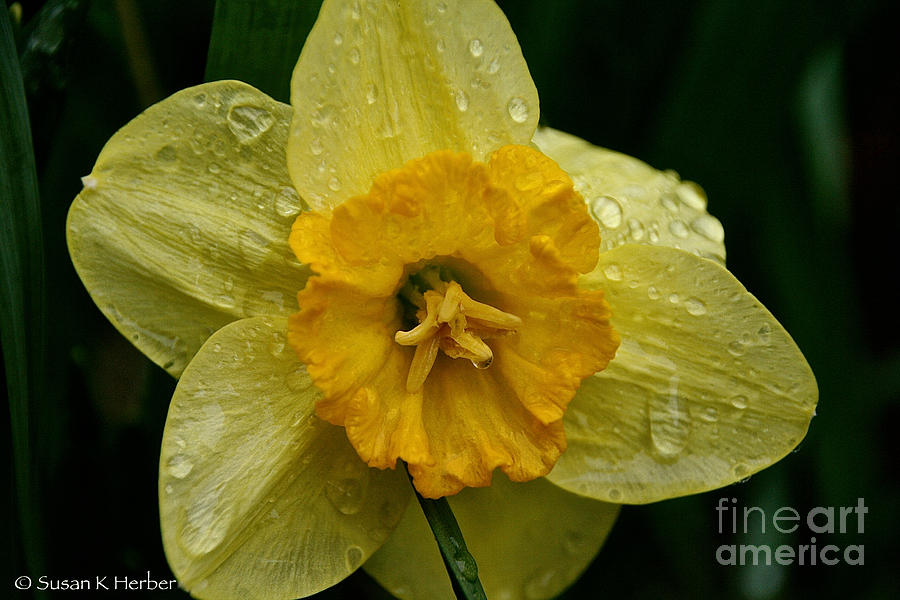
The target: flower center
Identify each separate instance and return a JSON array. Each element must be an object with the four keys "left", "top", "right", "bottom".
[{"left": 394, "top": 266, "right": 521, "bottom": 392}]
